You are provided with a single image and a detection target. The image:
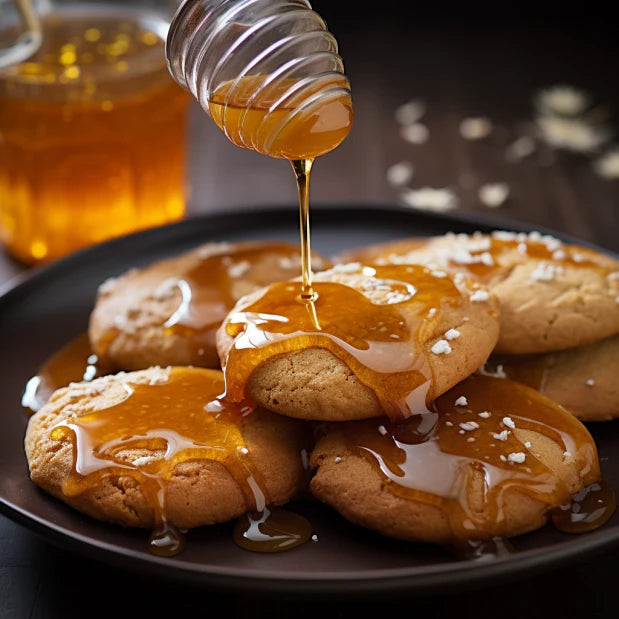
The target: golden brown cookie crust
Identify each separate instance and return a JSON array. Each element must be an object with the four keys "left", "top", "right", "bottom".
[
  {"left": 25, "top": 367, "right": 311, "bottom": 529},
  {"left": 309, "top": 380, "right": 599, "bottom": 544},
  {"left": 88, "top": 241, "right": 331, "bottom": 371},
  {"left": 217, "top": 264, "right": 500, "bottom": 421},
  {"left": 488, "top": 333, "right": 619, "bottom": 421},
  {"left": 337, "top": 232, "right": 619, "bottom": 355}
]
